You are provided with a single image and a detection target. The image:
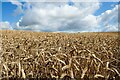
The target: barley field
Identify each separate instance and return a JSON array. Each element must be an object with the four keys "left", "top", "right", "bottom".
[{"left": 0, "top": 30, "right": 120, "bottom": 80}]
